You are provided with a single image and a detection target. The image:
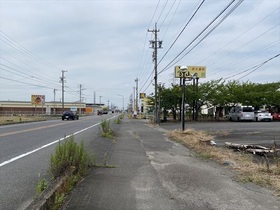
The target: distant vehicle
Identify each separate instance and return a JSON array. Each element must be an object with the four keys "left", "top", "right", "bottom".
[
  {"left": 97, "top": 110, "right": 103, "bottom": 115},
  {"left": 229, "top": 106, "right": 255, "bottom": 121},
  {"left": 102, "top": 110, "right": 108, "bottom": 114},
  {"left": 62, "top": 111, "right": 79, "bottom": 120},
  {"left": 272, "top": 112, "right": 280, "bottom": 121},
  {"left": 254, "top": 110, "right": 272, "bottom": 122}
]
